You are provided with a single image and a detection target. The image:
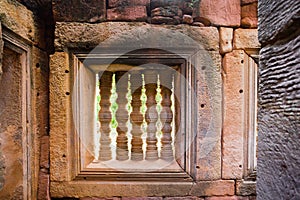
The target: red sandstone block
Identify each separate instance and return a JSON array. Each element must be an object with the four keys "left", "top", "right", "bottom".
[
  {"left": 37, "top": 172, "right": 50, "bottom": 200},
  {"left": 107, "top": 6, "right": 147, "bottom": 21},
  {"left": 222, "top": 50, "right": 245, "bottom": 179},
  {"left": 241, "top": 3, "right": 258, "bottom": 28},
  {"left": 165, "top": 197, "right": 203, "bottom": 200},
  {"left": 206, "top": 196, "right": 249, "bottom": 200},
  {"left": 40, "top": 135, "right": 49, "bottom": 169},
  {"left": 198, "top": 0, "right": 240, "bottom": 26},
  {"left": 109, "top": 0, "right": 150, "bottom": 8},
  {"left": 81, "top": 198, "right": 120, "bottom": 200},
  {"left": 122, "top": 198, "right": 163, "bottom": 200}
]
